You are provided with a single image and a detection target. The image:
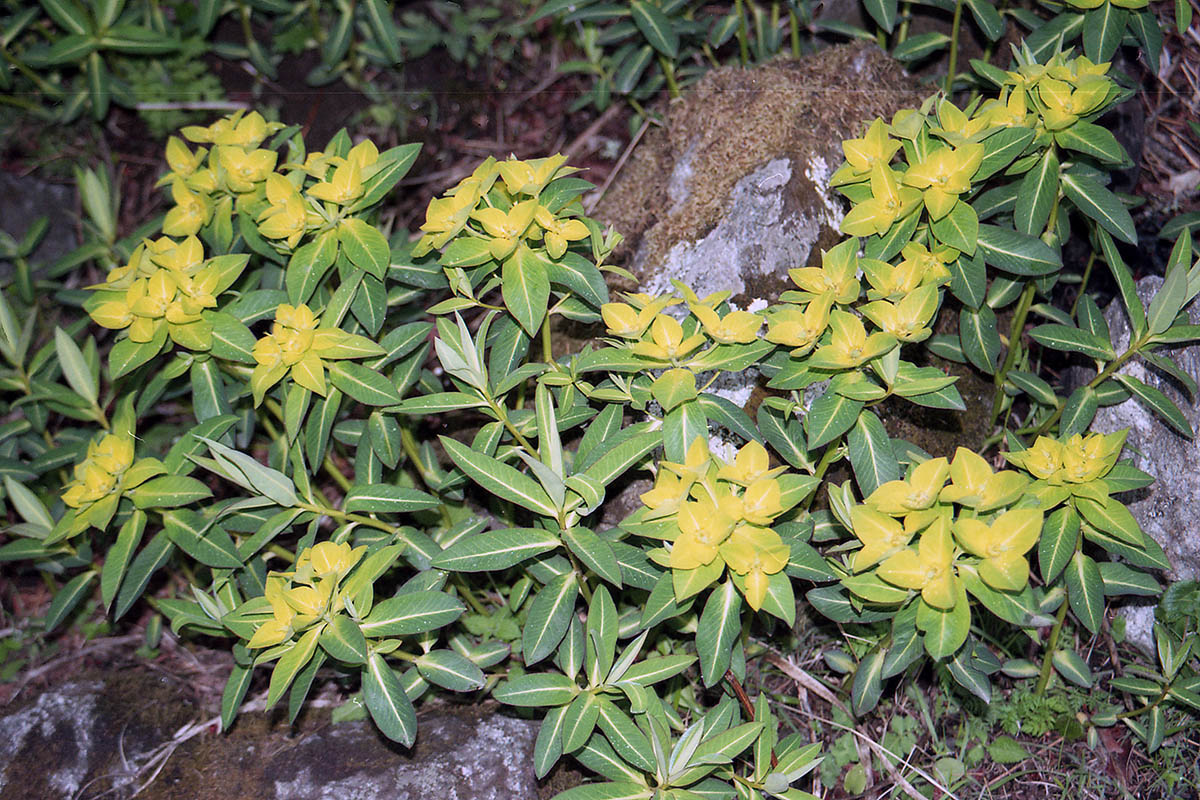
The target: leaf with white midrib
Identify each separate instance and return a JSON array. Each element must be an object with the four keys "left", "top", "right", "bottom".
[{"left": 440, "top": 435, "right": 557, "bottom": 516}]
